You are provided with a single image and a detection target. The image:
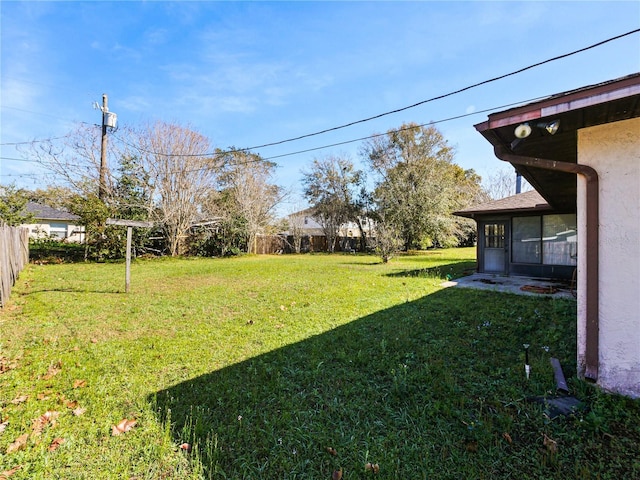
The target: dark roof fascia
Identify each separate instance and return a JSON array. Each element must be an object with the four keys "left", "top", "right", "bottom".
[
  {"left": 475, "top": 73, "right": 640, "bottom": 132},
  {"left": 455, "top": 204, "right": 553, "bottom": 219}
]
